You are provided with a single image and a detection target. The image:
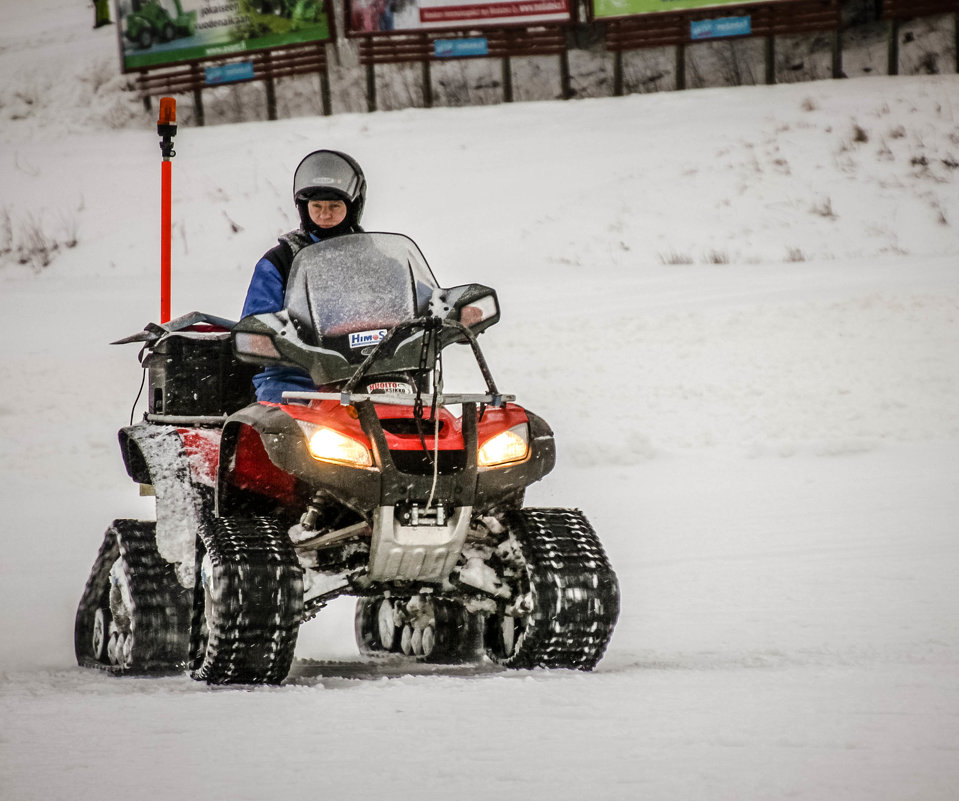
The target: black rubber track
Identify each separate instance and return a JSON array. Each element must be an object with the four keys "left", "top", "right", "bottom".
[
  {"left": 486, "top": 508, "right": 620, "bottom": 671},
  {"left": 191, "top": 516, "right": 304, "bottom": 685},
  {"left": 428, "top": 599, "right": 485, "bottom": 663},
  {"left": 75, "top": 519, "right": 190, "bottom": 674}
]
